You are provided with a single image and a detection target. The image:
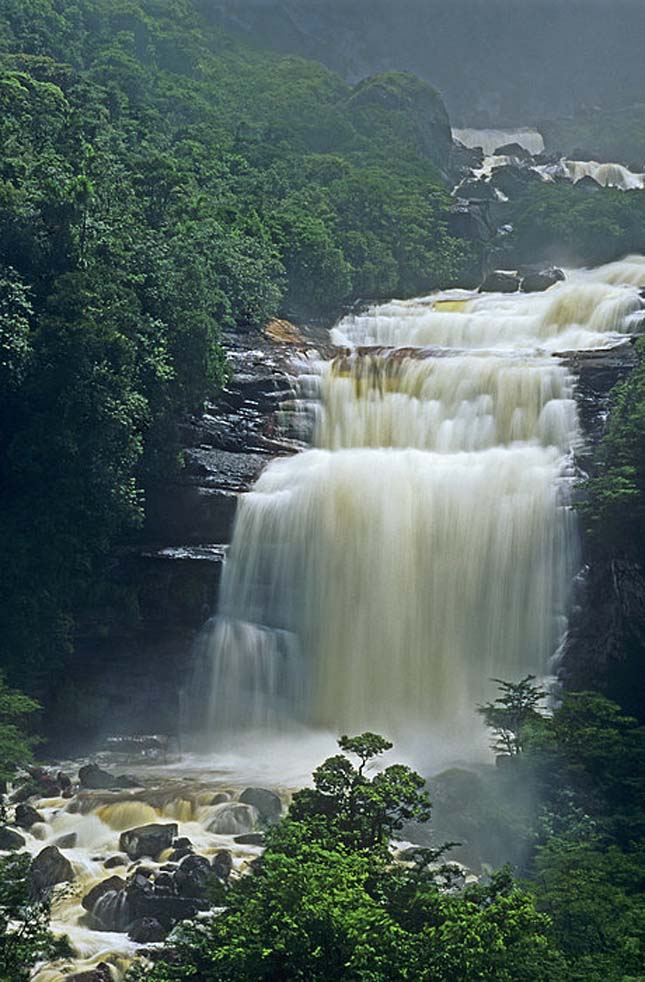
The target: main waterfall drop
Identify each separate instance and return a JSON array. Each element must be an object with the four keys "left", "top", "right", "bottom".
[{"left": 195, "top": 259, "right": 644, "bottom": 751}]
